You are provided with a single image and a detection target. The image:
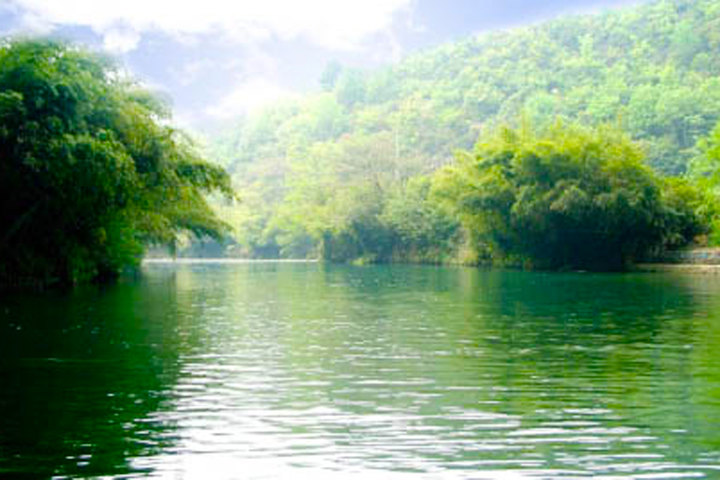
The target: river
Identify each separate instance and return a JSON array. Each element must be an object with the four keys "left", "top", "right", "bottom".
[{"left": 1, "top": 262, "right": 719, "bottom": 479}]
